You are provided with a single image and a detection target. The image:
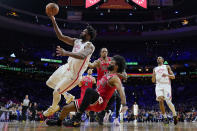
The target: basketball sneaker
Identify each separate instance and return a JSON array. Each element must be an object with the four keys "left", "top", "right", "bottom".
[
  {"left": 134, "top": 119, "right": 137, "bottom": 123},
  {"left": 97, "top": 111, "right": 105, "bottom": 125},
  {"left": 113, "top": 118, "right": 120, "bottom": 126},
  {"left": 163, "top": 118, "right": 169, "bottom": 125},
  {"left": 173, "top": 116, "right": 178, "bottom": 125},
  {"left": 46, "top": 119, "right": 62, "bottom": 126},
  {"left": 63, "top": 113, "right": 81, "bottom": 127},
  {"left": 103, "top": 112, "right": 110, "bottom": 123},
  {"left": 43, "top": 105, "right": 60, "bottom": 117}
]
